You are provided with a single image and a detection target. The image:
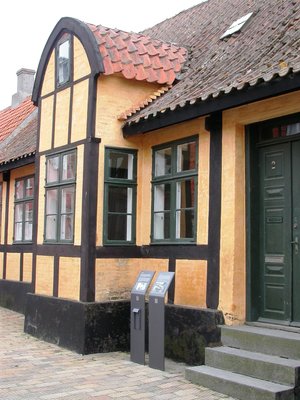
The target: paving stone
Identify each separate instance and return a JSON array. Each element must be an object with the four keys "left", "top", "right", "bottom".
[{"left": 0, "top": 307, "right": 237, "bottom": 400}]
